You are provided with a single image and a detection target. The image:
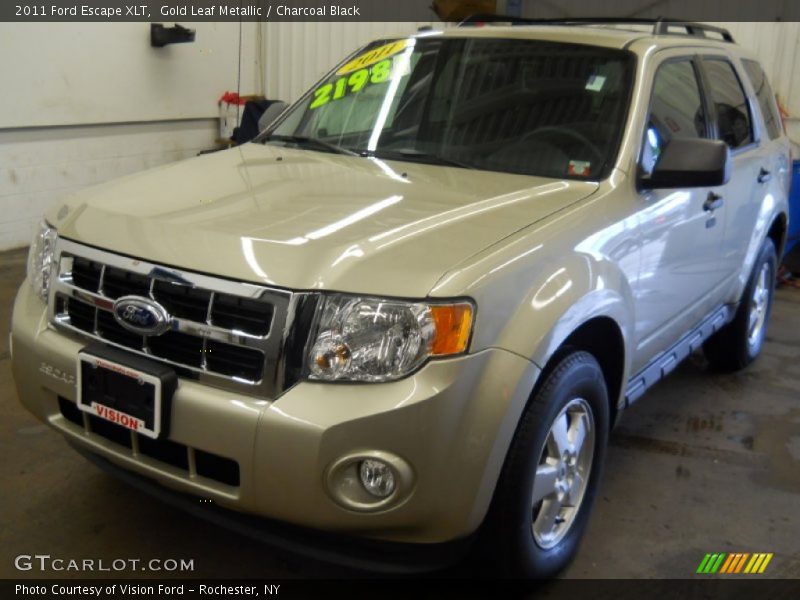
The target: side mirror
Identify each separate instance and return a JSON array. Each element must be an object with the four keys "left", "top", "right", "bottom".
[{"left": 640, "top": 138, "right": 731, "bottom": 189}]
